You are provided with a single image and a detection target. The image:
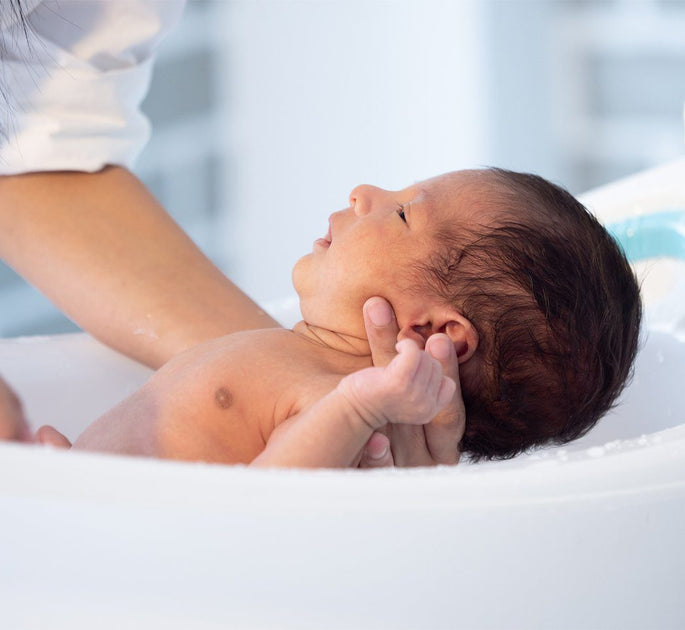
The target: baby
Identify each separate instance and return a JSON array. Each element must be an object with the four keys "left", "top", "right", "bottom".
[{"left": 1, "top": 168, "right": 642, "bottom": 466}]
